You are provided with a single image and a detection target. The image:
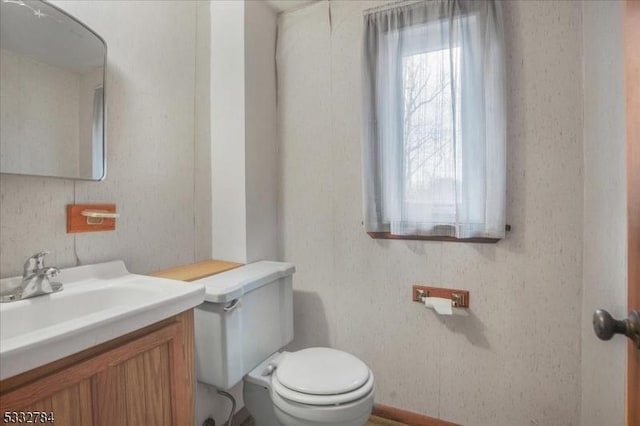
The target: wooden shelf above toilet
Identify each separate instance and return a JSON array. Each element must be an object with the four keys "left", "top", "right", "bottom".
[{"left": 149, "top": 259, "right": 243, "bottom": 282}]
